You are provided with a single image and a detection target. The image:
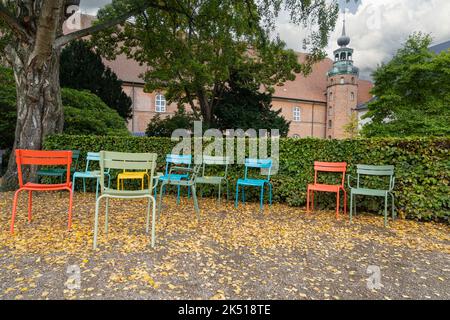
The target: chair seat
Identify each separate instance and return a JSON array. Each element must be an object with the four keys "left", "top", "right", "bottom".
[
  {"left": 37, "top": 168, "right": 74, "bottom": 176},
  {"left": 351, "top": 187, "right": 388, "bottom": 197},
  {"left": 22, "top": 182, "right": 72, "bottom": 190},
  {"left": 237, "top": 178, "right": 268, "bottom": 187},
  {"left": 196, "top": 176, "right": 224, "bottom": 184},
  {"left": 159, "top": 174, "right": 188, "bottom": 182},
  {"left": 308, "top": 183, "right": 341, "bottom": 192},
  {"left": 73, "top": 171, "right": 101, "bottom": 178},
  {"left": 103, "top": 188, "right": 152, "bottom": 196},
  {"left": 118, "top": 172, "right": 148, "bottom": 179}
]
